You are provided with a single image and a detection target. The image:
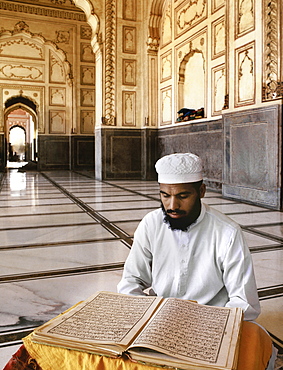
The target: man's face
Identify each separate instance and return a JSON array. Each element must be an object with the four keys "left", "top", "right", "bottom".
[{"left": 159, "top": 182, "right": 206, "bottom": 230}]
